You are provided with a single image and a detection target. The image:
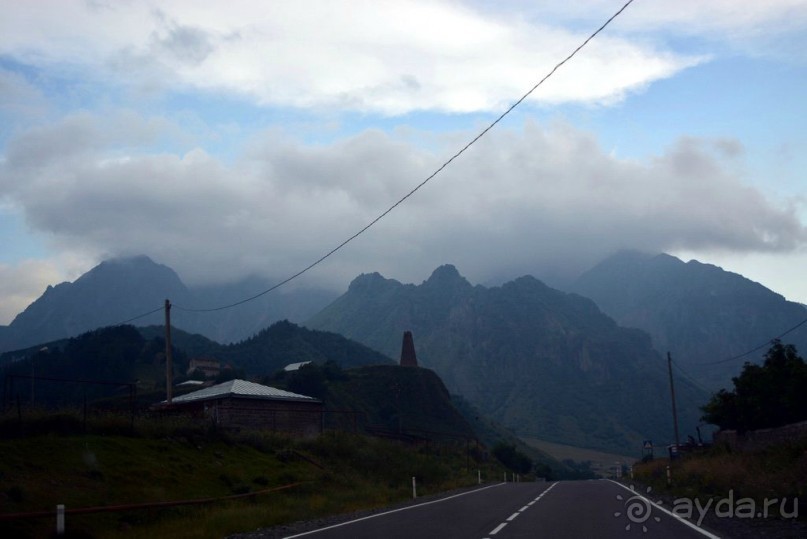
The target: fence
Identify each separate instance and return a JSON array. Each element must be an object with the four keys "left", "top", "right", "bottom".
[{"left": 713, "top": 420, "right": 807, "bottom": 452}]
